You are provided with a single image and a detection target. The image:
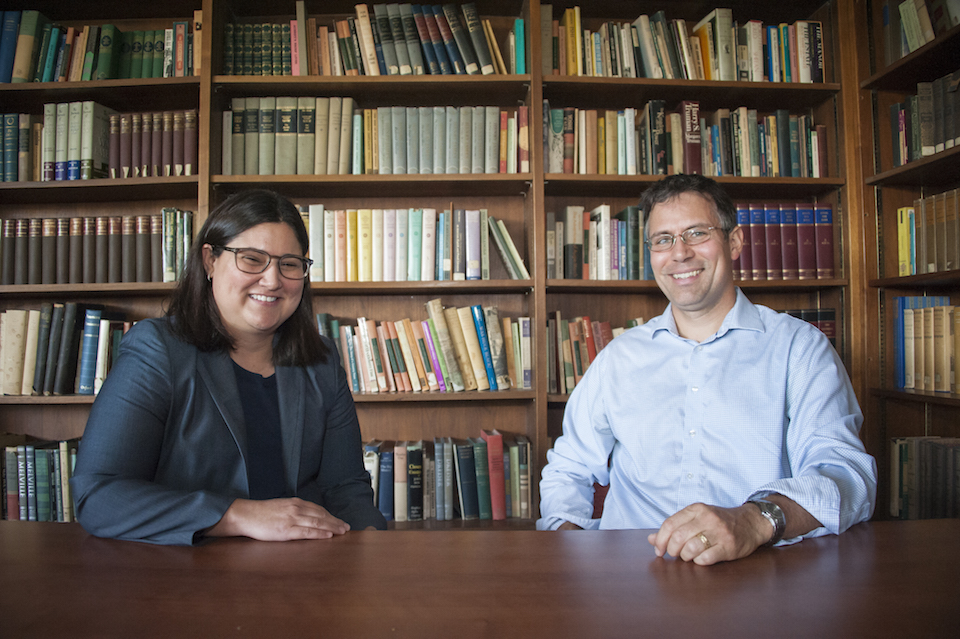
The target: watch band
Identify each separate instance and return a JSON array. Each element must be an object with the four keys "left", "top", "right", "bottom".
[{"left": 748, "top": 498, "right": 786, "bottom": 546}]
